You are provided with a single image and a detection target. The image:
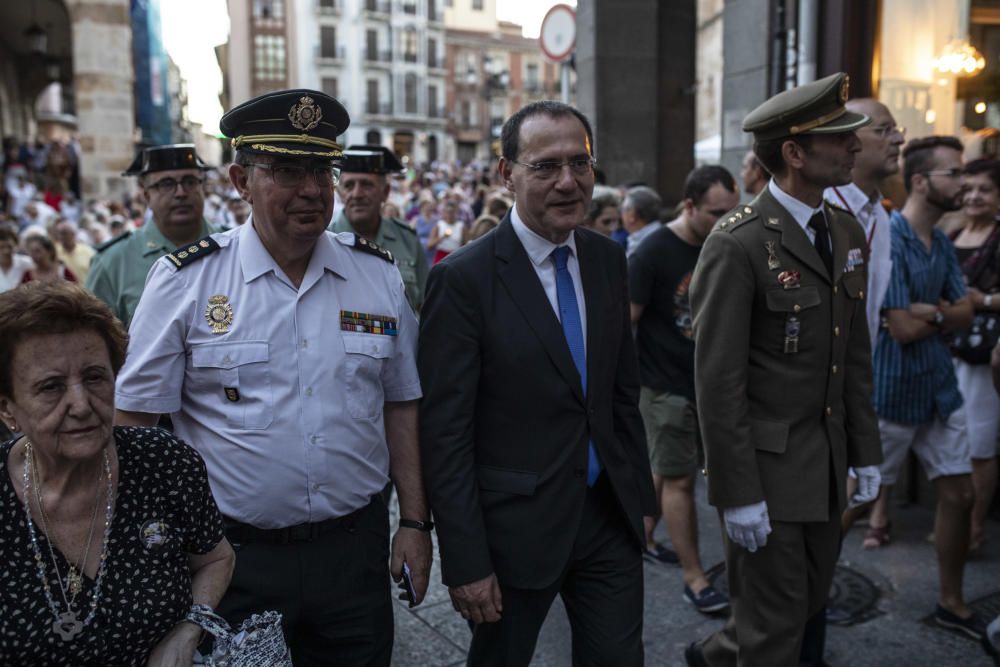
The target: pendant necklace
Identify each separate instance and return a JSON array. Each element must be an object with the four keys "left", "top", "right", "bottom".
[{"left": 22, "top": 441, "right": 115, "bottom": 642}]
